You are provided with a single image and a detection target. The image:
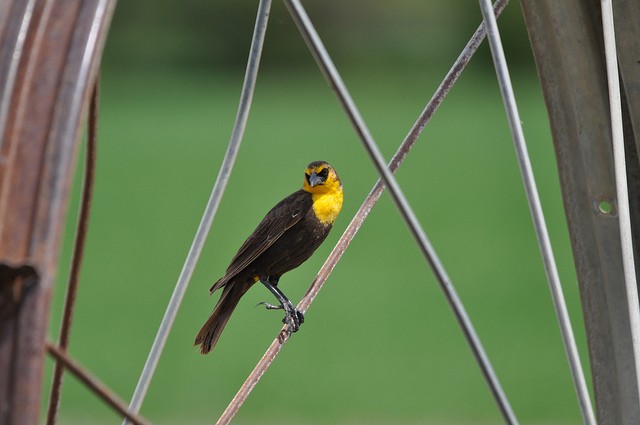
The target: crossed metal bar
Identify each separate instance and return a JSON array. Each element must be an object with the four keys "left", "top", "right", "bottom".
[
  {"left": 39, "top": 0, "right": 640, "bottom": 424},
  {"left": 46, "top": 0, "right": 515, "bottom": 423},
  {"left": 125, "top": 0, "right": 523, "bottom": 423}
]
